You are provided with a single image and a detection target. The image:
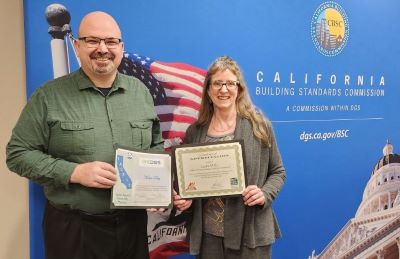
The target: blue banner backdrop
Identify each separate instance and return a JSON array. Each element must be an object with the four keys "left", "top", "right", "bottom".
[{"left": 23, "top": 1, "right": 400, "bottom": 258}]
